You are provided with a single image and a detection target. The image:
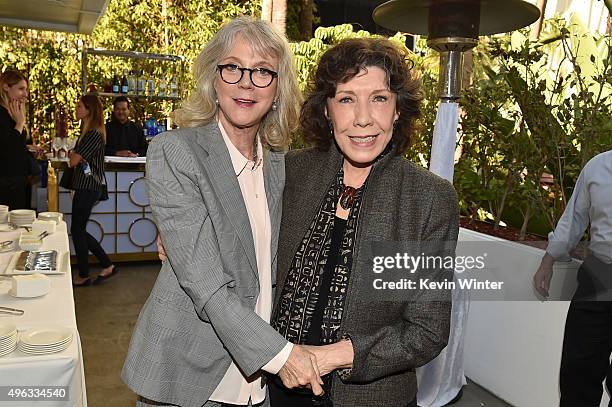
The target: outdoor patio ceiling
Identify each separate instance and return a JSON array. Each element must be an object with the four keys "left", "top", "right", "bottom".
[{"left": 0, "top": 0, "right": 110, "bottom": 34}]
